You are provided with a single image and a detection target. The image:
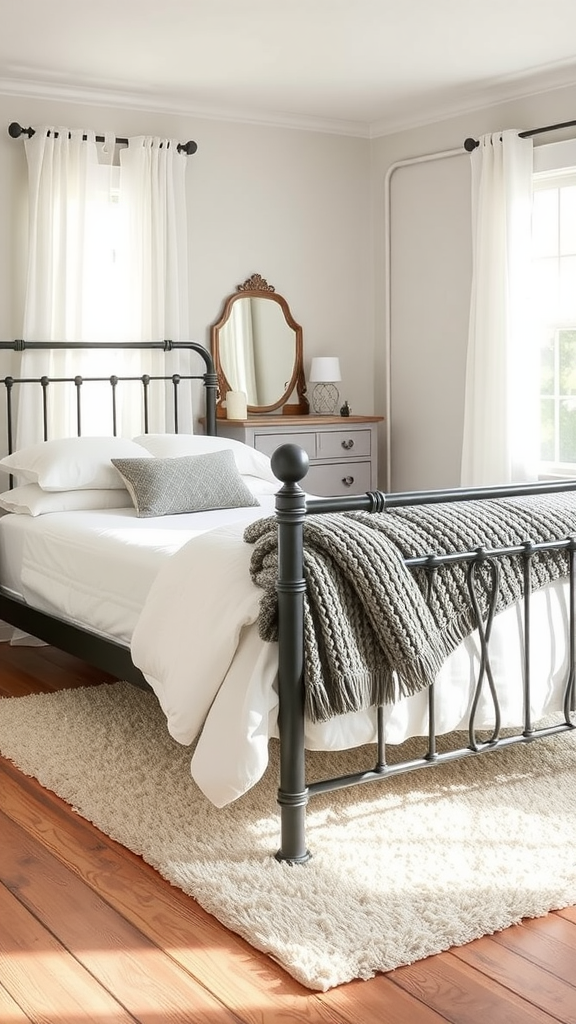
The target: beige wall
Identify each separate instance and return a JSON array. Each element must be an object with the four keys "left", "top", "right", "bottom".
[
  {"left": 371, "top": 81, "right": 576, "bottom": 492},
  {"left": 0, "top": 93, "right": 372, "bottom": 430}
]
